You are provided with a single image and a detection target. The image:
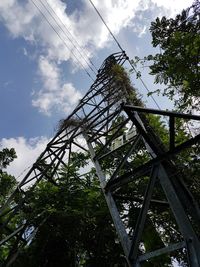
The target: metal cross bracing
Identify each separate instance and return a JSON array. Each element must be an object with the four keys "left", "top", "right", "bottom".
[{"left": 0, "top": 51, "right": 200, "bottom": 266}]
